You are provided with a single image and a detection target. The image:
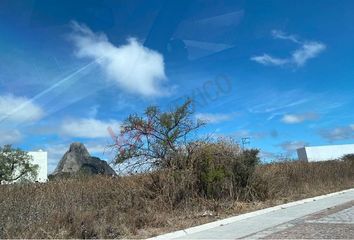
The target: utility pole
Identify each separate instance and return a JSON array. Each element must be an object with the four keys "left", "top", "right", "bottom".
[{"left": 241, "top": 137, "right": 250, "bottom": 150}]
